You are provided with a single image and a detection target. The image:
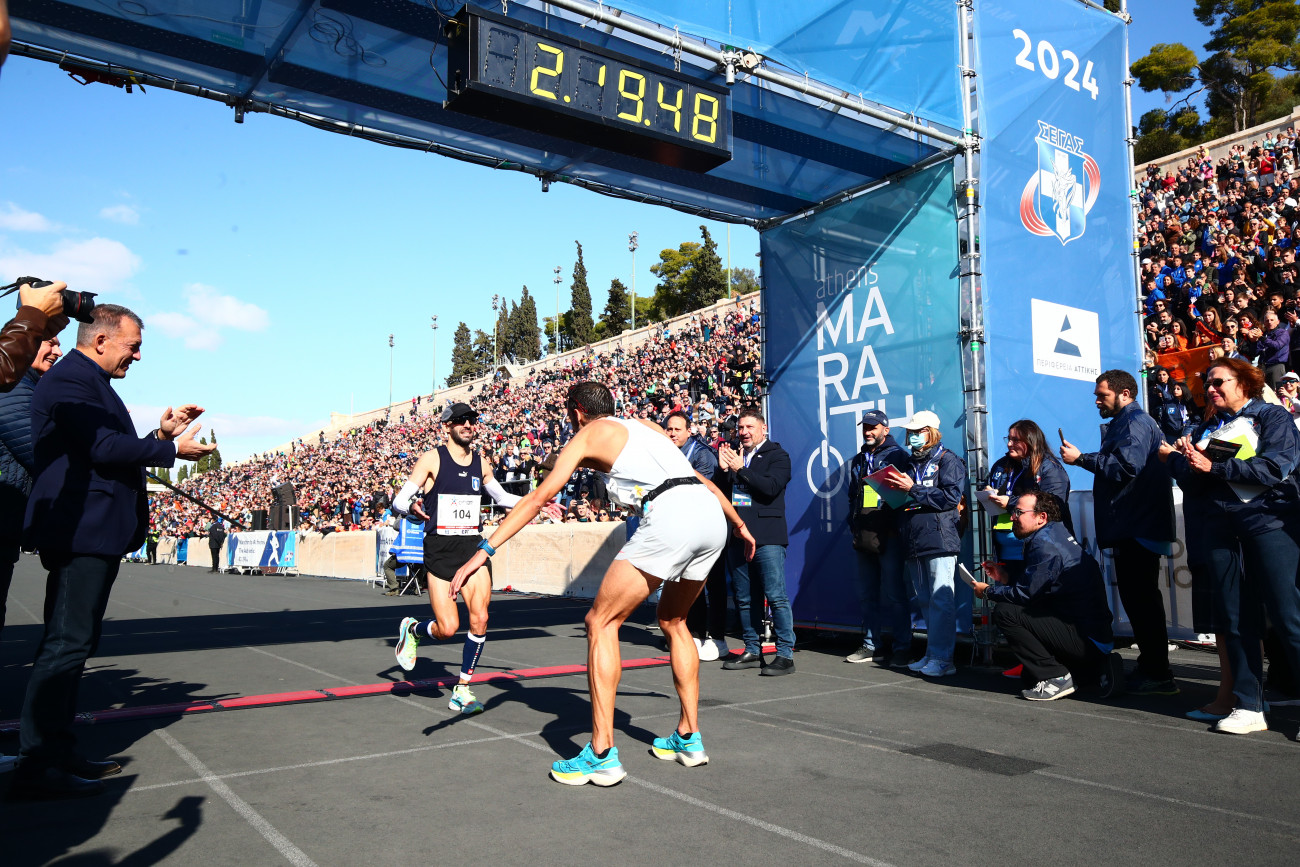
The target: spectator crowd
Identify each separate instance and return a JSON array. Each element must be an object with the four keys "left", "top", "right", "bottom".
[
  {"left": 149, "top": 301, "right": 764, "bottom": 535},
  {"left": 1138, "top": 129, "right": 1300, "bottom": 434}
]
